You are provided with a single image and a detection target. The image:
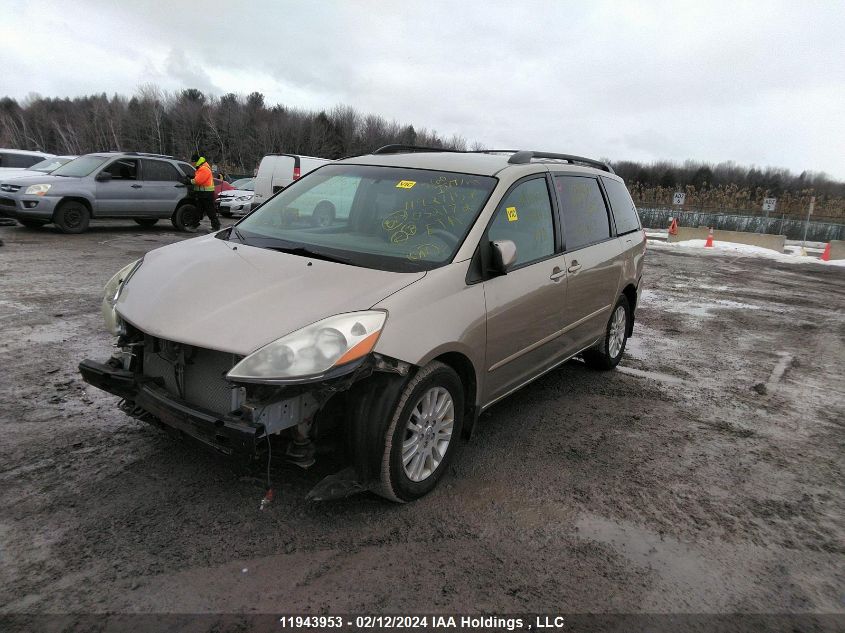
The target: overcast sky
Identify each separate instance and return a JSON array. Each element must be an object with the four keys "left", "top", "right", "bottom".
[{"left": 2, "top": 0, "right": 843, "bottom": 178}]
